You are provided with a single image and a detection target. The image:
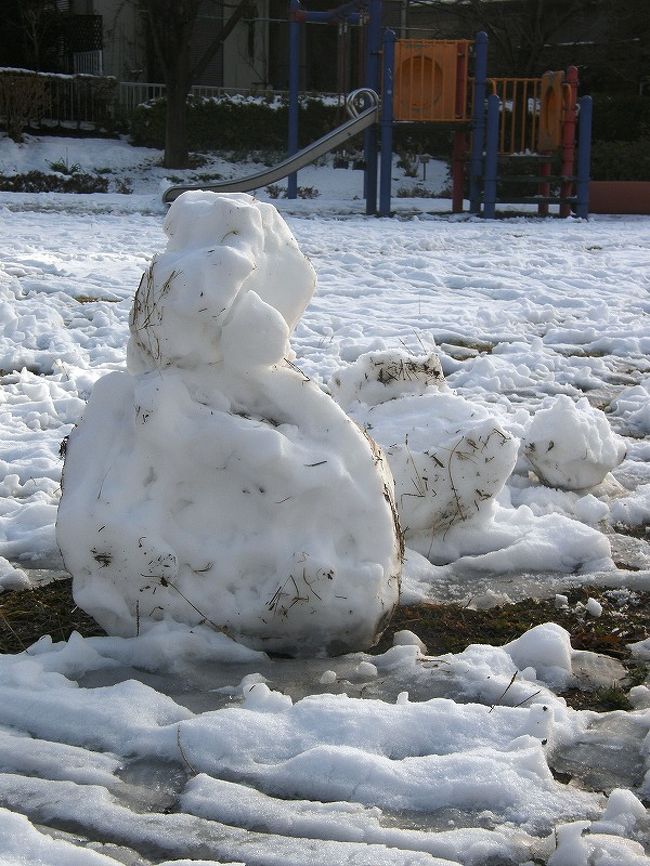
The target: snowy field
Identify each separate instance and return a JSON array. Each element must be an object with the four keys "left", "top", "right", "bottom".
[{"left": 0, "top": 135, "right": 649, "bottom": 865}]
